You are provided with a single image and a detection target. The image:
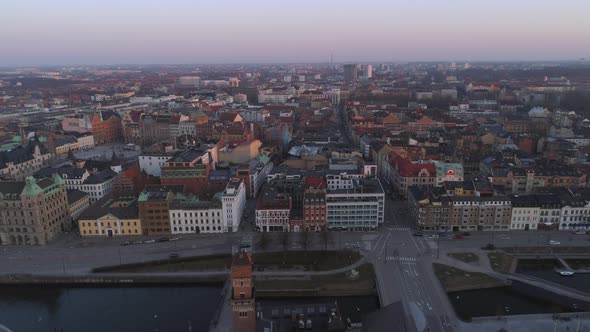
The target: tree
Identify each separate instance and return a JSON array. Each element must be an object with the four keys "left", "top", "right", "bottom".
[
  {"left": 256, "top": 231, "right": 271, "bottom": 251},
  {"left": 299, "top": 231, "right": 312, "bottom": 257},
  {"left": 320, "top": 230, "right": 331, "bottom": 251}
]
